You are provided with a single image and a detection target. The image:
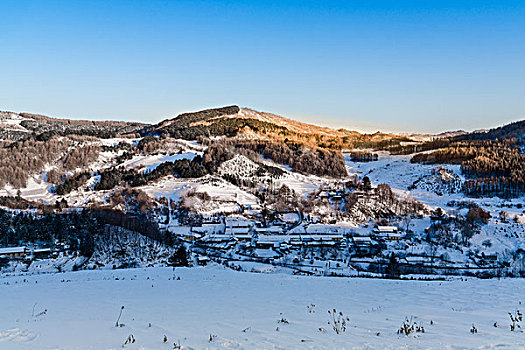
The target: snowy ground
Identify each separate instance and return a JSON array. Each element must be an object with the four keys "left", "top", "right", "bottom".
[
  {"left": 120, "top": 153, "right": 198, "bottom": 173},
  {"left": 344, "top": 151, "right": 465, "bottom": 207},
  {"left": 345, "top": 152, "right": 525, "bottom": 254},
  {"left": 1, "top": 266, "right": 524, "bottom": 350}
]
